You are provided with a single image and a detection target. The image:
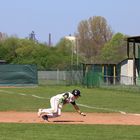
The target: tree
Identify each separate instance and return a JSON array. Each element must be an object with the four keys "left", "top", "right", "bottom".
[
  {"left": 100, "top": 33, "right": 127, "bottom": 63},
  {"left": 0, "top": 37, "right": 20, "bottom": 62},
  {"left": 77, "top": 16, "right": 113, "bottom": 62},
  {"left": 55, "top": 38, "right": 74, "bottom": 69},
  {"left": 56, "top": 38, "right": 72, "bottom": 56}
]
